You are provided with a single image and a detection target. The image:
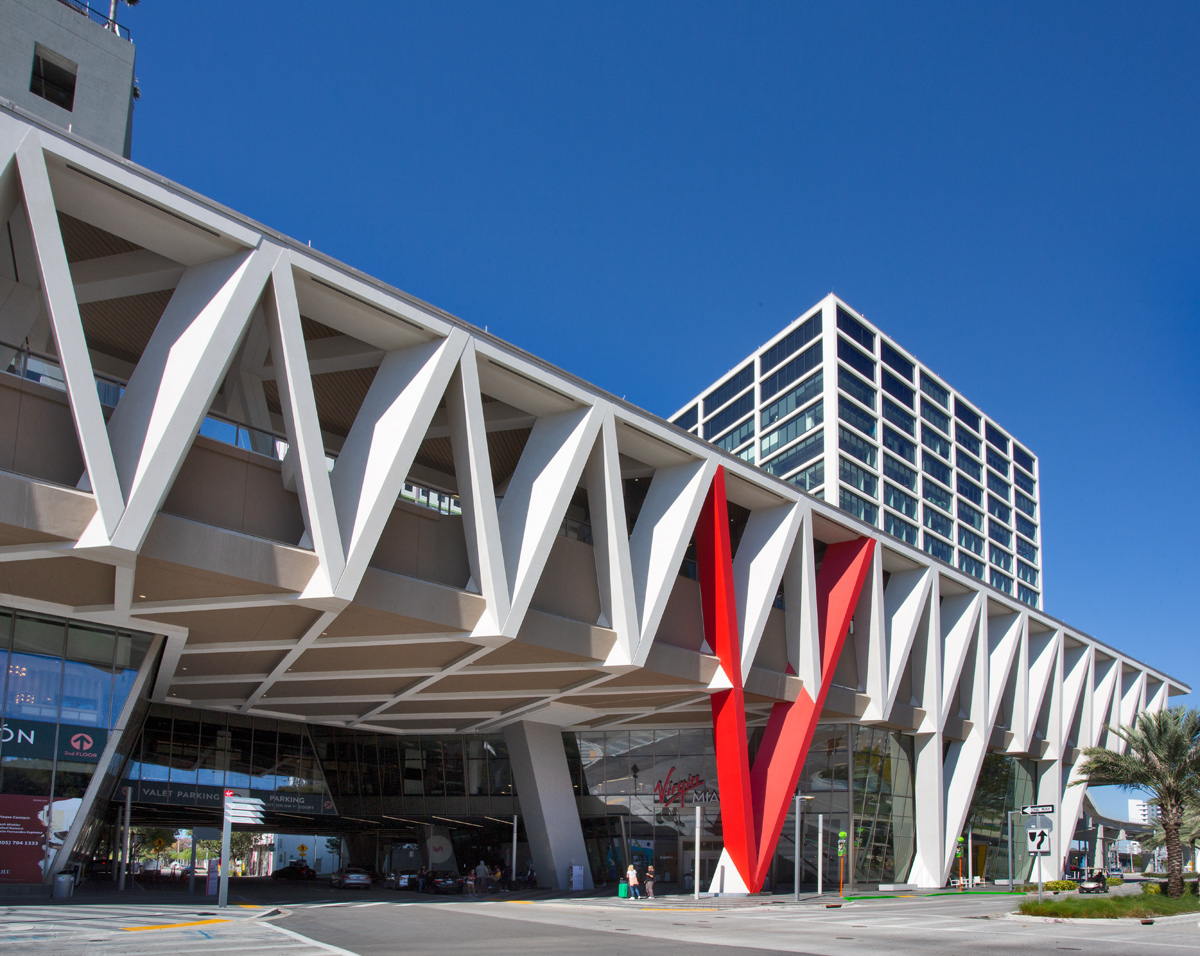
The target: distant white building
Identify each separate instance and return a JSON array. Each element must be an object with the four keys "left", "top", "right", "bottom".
[
  {"left": 1128, "top": 799, "right": 1161, "bottom": 825},
  {"left": 273, "top": 834, "right": 342, "bottom": 874}
]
